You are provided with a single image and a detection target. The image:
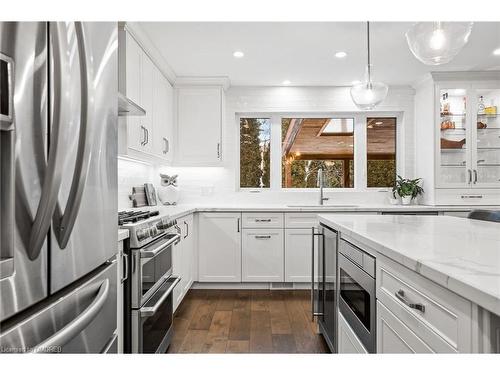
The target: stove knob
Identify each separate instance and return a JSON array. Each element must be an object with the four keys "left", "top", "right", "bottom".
[
  {"left": 149, "top": 226, "right": 158, "bottom": 237},
  {"left": 137, "top": 228, "right": 149, "bottom": 241}
]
